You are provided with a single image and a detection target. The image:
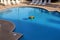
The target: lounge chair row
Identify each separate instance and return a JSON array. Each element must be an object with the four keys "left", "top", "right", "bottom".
[
  {"left": 30, "top": 0, "right": 51, "bottom": 5},
  {"left": 0, "top": 0, "right": 20, "bottom": 5}
]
